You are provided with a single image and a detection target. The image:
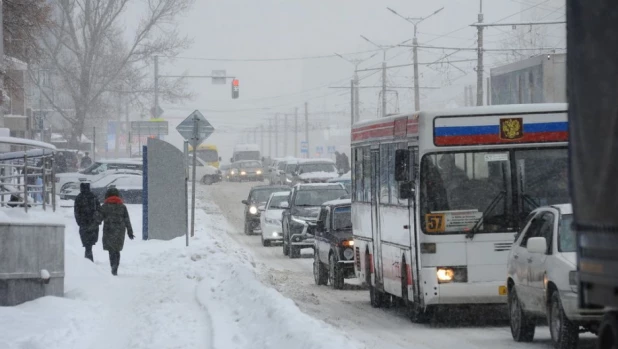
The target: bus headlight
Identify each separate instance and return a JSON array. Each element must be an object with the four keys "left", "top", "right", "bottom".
[
  {"left": 249, "top": 206, "right": 258, "bottom": 215},
  {"left": 436, "top": 267, "right": 468, "bottom": 283},
  {"left": 437, "top": 268, "right": 454, "bottom": 283}
]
